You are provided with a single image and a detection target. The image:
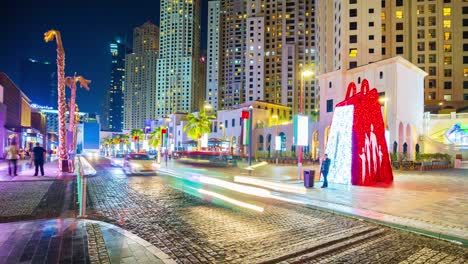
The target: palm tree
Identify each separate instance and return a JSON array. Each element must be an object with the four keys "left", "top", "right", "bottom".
[
  {"left": 44, "top": 29, "right": 67, "bottom": 169},
  {"left": 65, "top": 74, "right": 90, "bottom": 139},
  {"left": 130, "top": 129, "right": 143, "bottom": 152},
  {"left": 101, "top": 138, "right": 113, "bottom": 156},
  {"left": 311, "top": 110, "right": 319, "bottom": 122},
  {"left": 114, "top": 134, "right": 129, "bottom": 154},
  {"left": 111, "top": 136, "right": 120, "bottom": 155},
  {"left": 149, "top": 126, "right": 165, "bottom": 163},
  {"left": 183, "top": 111, "right": 215, "bottom": 150}
]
